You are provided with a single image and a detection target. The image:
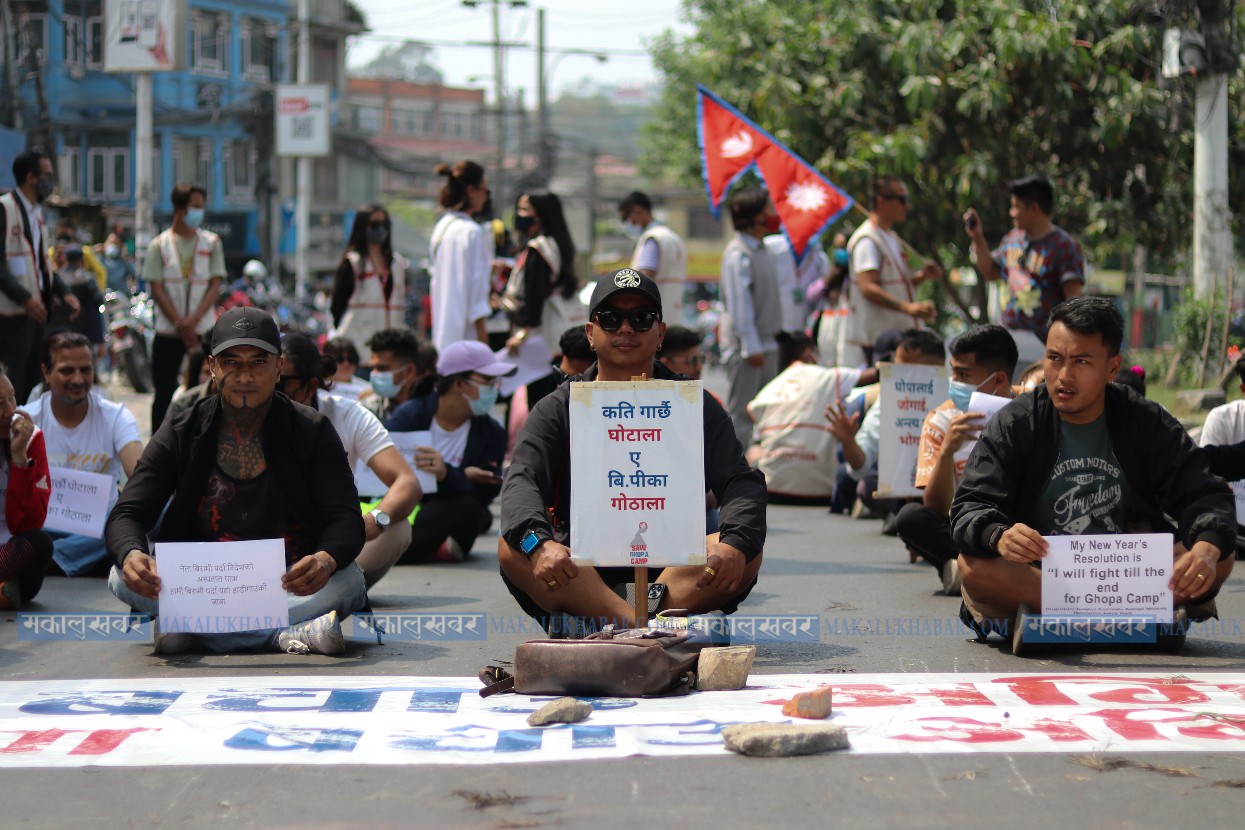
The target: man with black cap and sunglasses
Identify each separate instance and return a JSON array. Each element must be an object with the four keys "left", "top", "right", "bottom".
[
  {"left": 499, "top": 268, "right": 767, "bottom": 634},
  {"left": 105, "top": 307, "right": 367, "bottom": 656}
]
